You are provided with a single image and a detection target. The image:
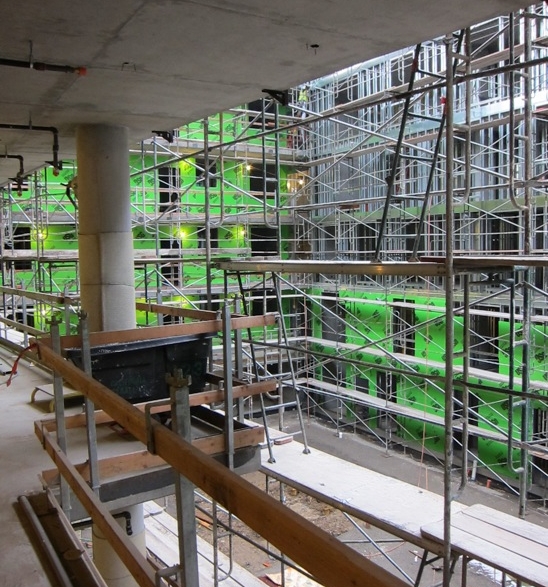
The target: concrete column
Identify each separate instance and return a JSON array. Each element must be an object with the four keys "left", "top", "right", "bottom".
[
  {"left": 76, "top": 124, "right": 136, "bottom": 332},
  {"left": 77, "top": 124, "right": 143, "bottom": 587},
  {"left": 92, "top": 504, "right": 146, "bottom": 587}
]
